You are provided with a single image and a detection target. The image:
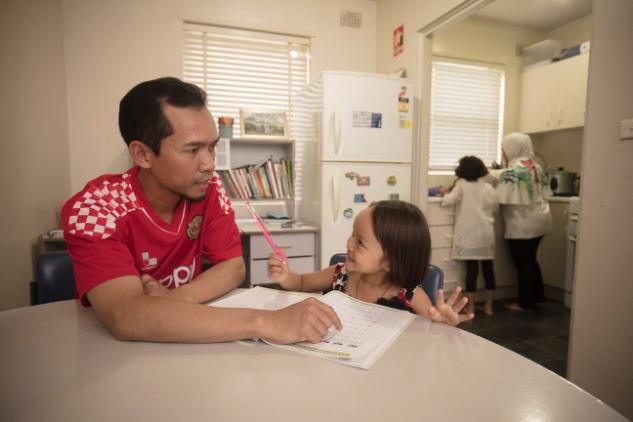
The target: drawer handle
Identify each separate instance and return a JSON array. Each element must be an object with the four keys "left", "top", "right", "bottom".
[
  {"left": 443, "top": 258, "right": 454, "bottom": 262},
  {"left": 277, "top": 244, "right": 292, "bottom": 249}
]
